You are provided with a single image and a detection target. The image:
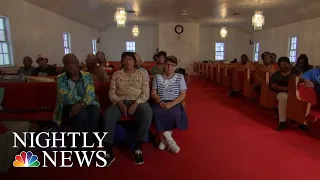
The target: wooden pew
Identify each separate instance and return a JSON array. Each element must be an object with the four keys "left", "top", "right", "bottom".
[
  {"left": 287, "top": 75, "right": 316, "bottom": 125},
  {"left": 222, "top": 64, "right": 237, "bottom": 88},
  {"left": 210, "top": 63, "right": 217, "bottom": 81},
  {"left": 204, "top": 63, "right": 209, "bottom": 79},
  {"left": 259, "top": 71, "right": 277, "bottom": 109},
  {"left": 231, "top": 66, "right": 245, "bottom": 92},
  {"left": 242, "top": 67, "right": 257, "bottom": 99},
  {"left": 216, "top": 63, "right": 224, "bottom": 84}
]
